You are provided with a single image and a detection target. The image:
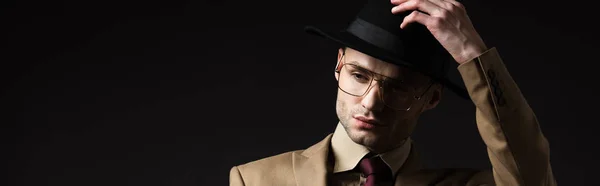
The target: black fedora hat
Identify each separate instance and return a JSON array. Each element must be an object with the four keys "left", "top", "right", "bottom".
[{"left": 304, "top": 0, "right": 470, "bottom": 100}]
